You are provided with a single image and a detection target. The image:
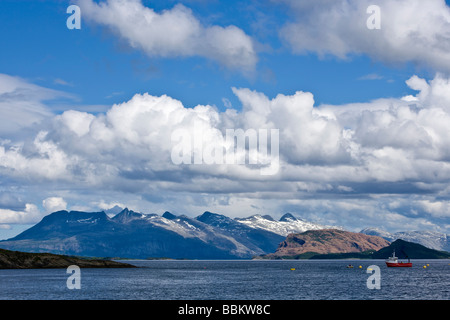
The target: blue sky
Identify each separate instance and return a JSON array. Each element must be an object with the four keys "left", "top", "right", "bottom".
[
  {"left": 1, "top": 0, "right": 450, "bottom": 238},
  {"left": 0, "top": 0, "right": 422, "bottom": 109}
]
